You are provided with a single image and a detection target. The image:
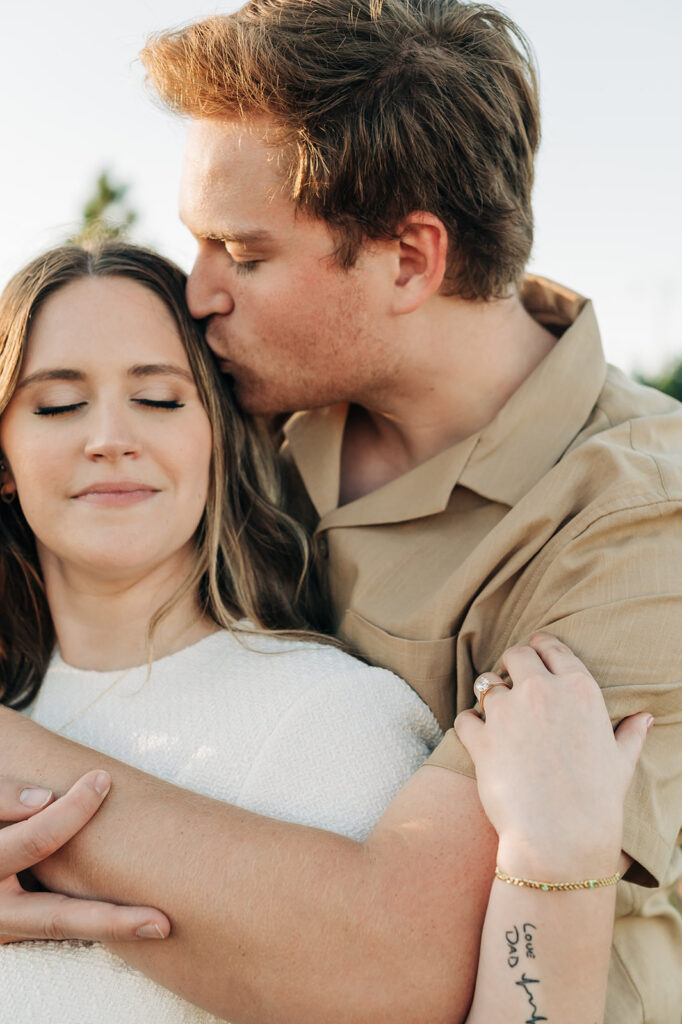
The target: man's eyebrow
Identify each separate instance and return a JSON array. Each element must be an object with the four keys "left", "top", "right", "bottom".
[
  {"left": 128, "top": 363, "right": 195, "bottom": 384},
  {"left": 191, "top": 225, "right": 274, "bottom": 246},
  {"left": 16, "top": 368, "right": 84, "bottom": 390}
]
